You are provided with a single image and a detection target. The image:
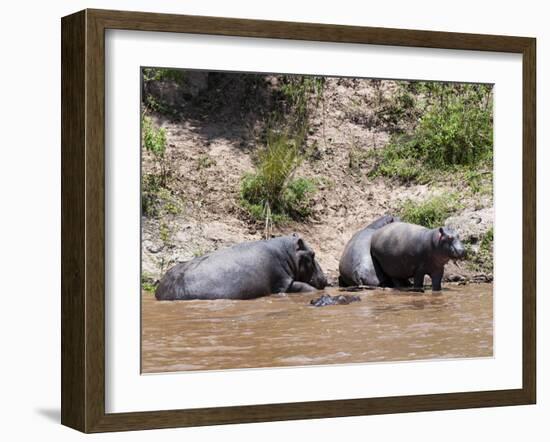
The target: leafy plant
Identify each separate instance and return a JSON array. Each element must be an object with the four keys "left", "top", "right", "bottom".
[
  {"left": 142, "top": 116, "right": 167, "bottom": 159},
  {"left": 370, "top": 83, "right": 493, "bottom": 187},
  {"left": 141, "top": 116, "right": 183, "bottom": 218},
  {"left": 142, "top": 68, "right": 186, "bottom": 85},
  {"left": 399, "top": 193, "right": 463, "bottom": 228},
  {"left": 141, "top": 273, "right": 157, "bottom": 293},
  {"left": 240, "top": 130, "right": 315, "bottom": 224},
  {"left": 142, "top": 115, "right": 170, "bottom": 188}
]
